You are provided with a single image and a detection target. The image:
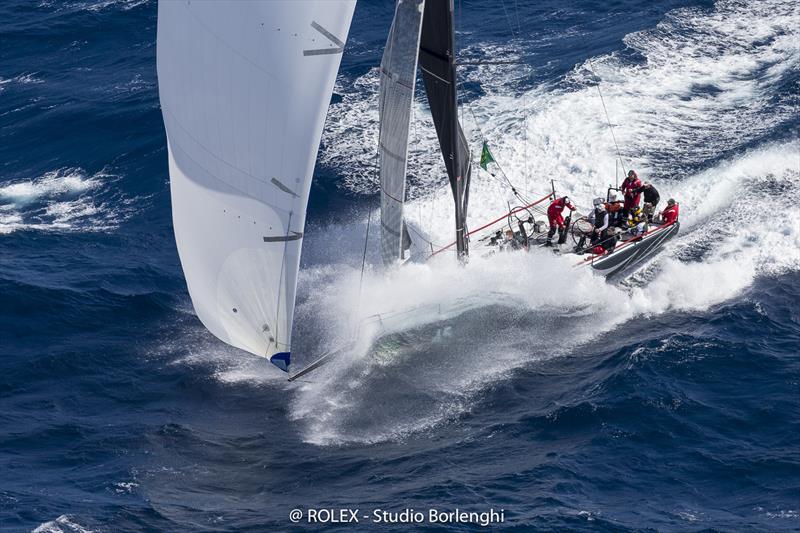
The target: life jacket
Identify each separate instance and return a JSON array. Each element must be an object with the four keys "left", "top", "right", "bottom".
[
  {"left": 628, "top": 208, "right": 644, "bottom": 226},
  {"left": 605, "top": 201, "right": 622, "bottom": 212}
]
